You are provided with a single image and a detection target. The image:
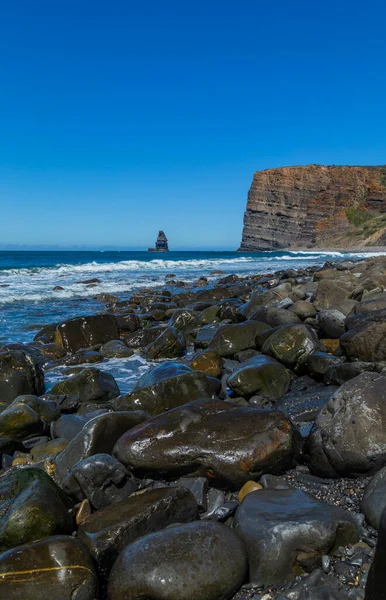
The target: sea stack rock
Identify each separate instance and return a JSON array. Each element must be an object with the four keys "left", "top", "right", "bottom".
[
  {"left": 148, "top": 230, "right": 169, "bottom": 252},
  {"left": 238, "top": 165, "right": 386, "bottom": 251}
]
